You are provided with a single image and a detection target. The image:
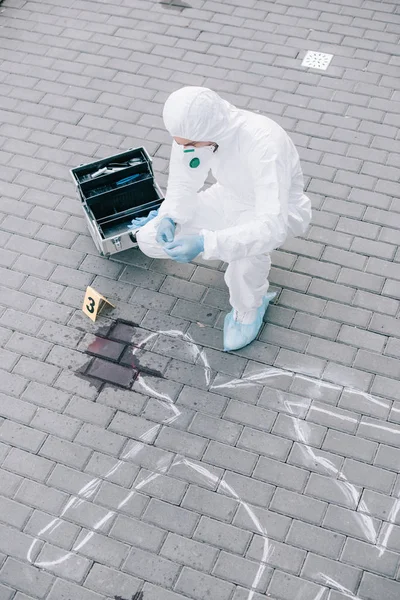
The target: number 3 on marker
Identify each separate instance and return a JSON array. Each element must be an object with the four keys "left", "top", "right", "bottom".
[
  {"left": 82, "top": 286, "right": 114, "bottom": 322},
  {"left": 86, "top": 296, "right": 96, "bottom": 314}
]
